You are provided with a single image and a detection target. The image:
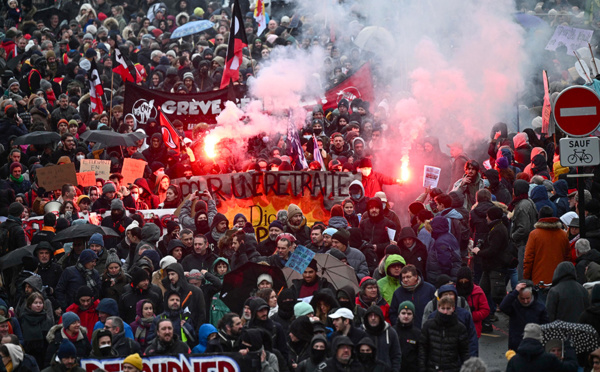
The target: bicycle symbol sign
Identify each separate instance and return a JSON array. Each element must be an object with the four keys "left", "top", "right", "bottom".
[{"left": 560, "top": 137, "right": 600, "bottom": 167}]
